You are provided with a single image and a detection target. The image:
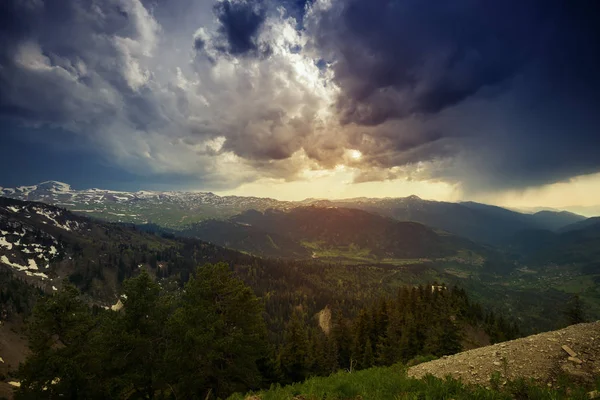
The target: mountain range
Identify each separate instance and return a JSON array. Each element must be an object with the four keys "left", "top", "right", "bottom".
[
  {"left": 1, "top": 193, "right": 599, "bottom": 334},
  {"left": 0, "top": 181, "right": 590, "bottom": 245},
  {"left": 2, "top": 182, "right": 599, "bottom": 328}
]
